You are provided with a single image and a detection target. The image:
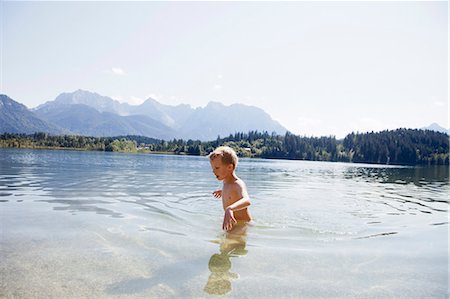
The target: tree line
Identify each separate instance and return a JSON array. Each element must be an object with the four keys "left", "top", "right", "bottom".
[
  {"left": 0, "top": 128, "right": 448, "bottom": 165},
  {"left": 0, "top": 132, "right": 137, "bottom": 153}
]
